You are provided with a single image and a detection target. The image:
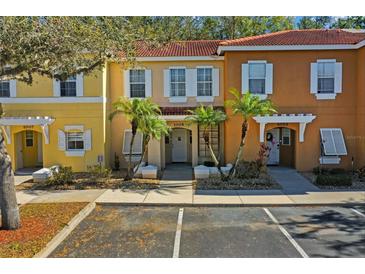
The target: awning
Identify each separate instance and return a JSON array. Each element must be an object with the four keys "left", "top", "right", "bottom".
[
  {"left": 253, "top": 113, "right": 316, "bottom": 143},
  {"left": 0, "top": 116, "right": 55, "bottom": 145}
]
